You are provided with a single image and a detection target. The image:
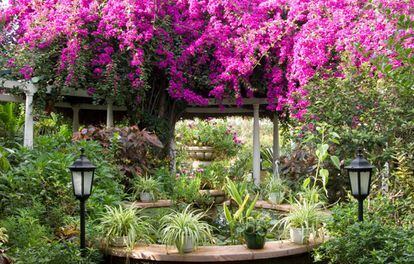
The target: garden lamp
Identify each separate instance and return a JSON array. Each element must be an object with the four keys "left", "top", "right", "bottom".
[
  {"left": 345, "top": 149, "right": 374, "bottom": 221},
  {"left": 69, "top": 148, "right": 96, "bottom": 257}
]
